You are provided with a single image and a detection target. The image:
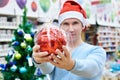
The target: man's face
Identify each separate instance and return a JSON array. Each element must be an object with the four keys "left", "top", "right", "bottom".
[{"left": 60, "top": 18, "right": 84, "bottom": 42}]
